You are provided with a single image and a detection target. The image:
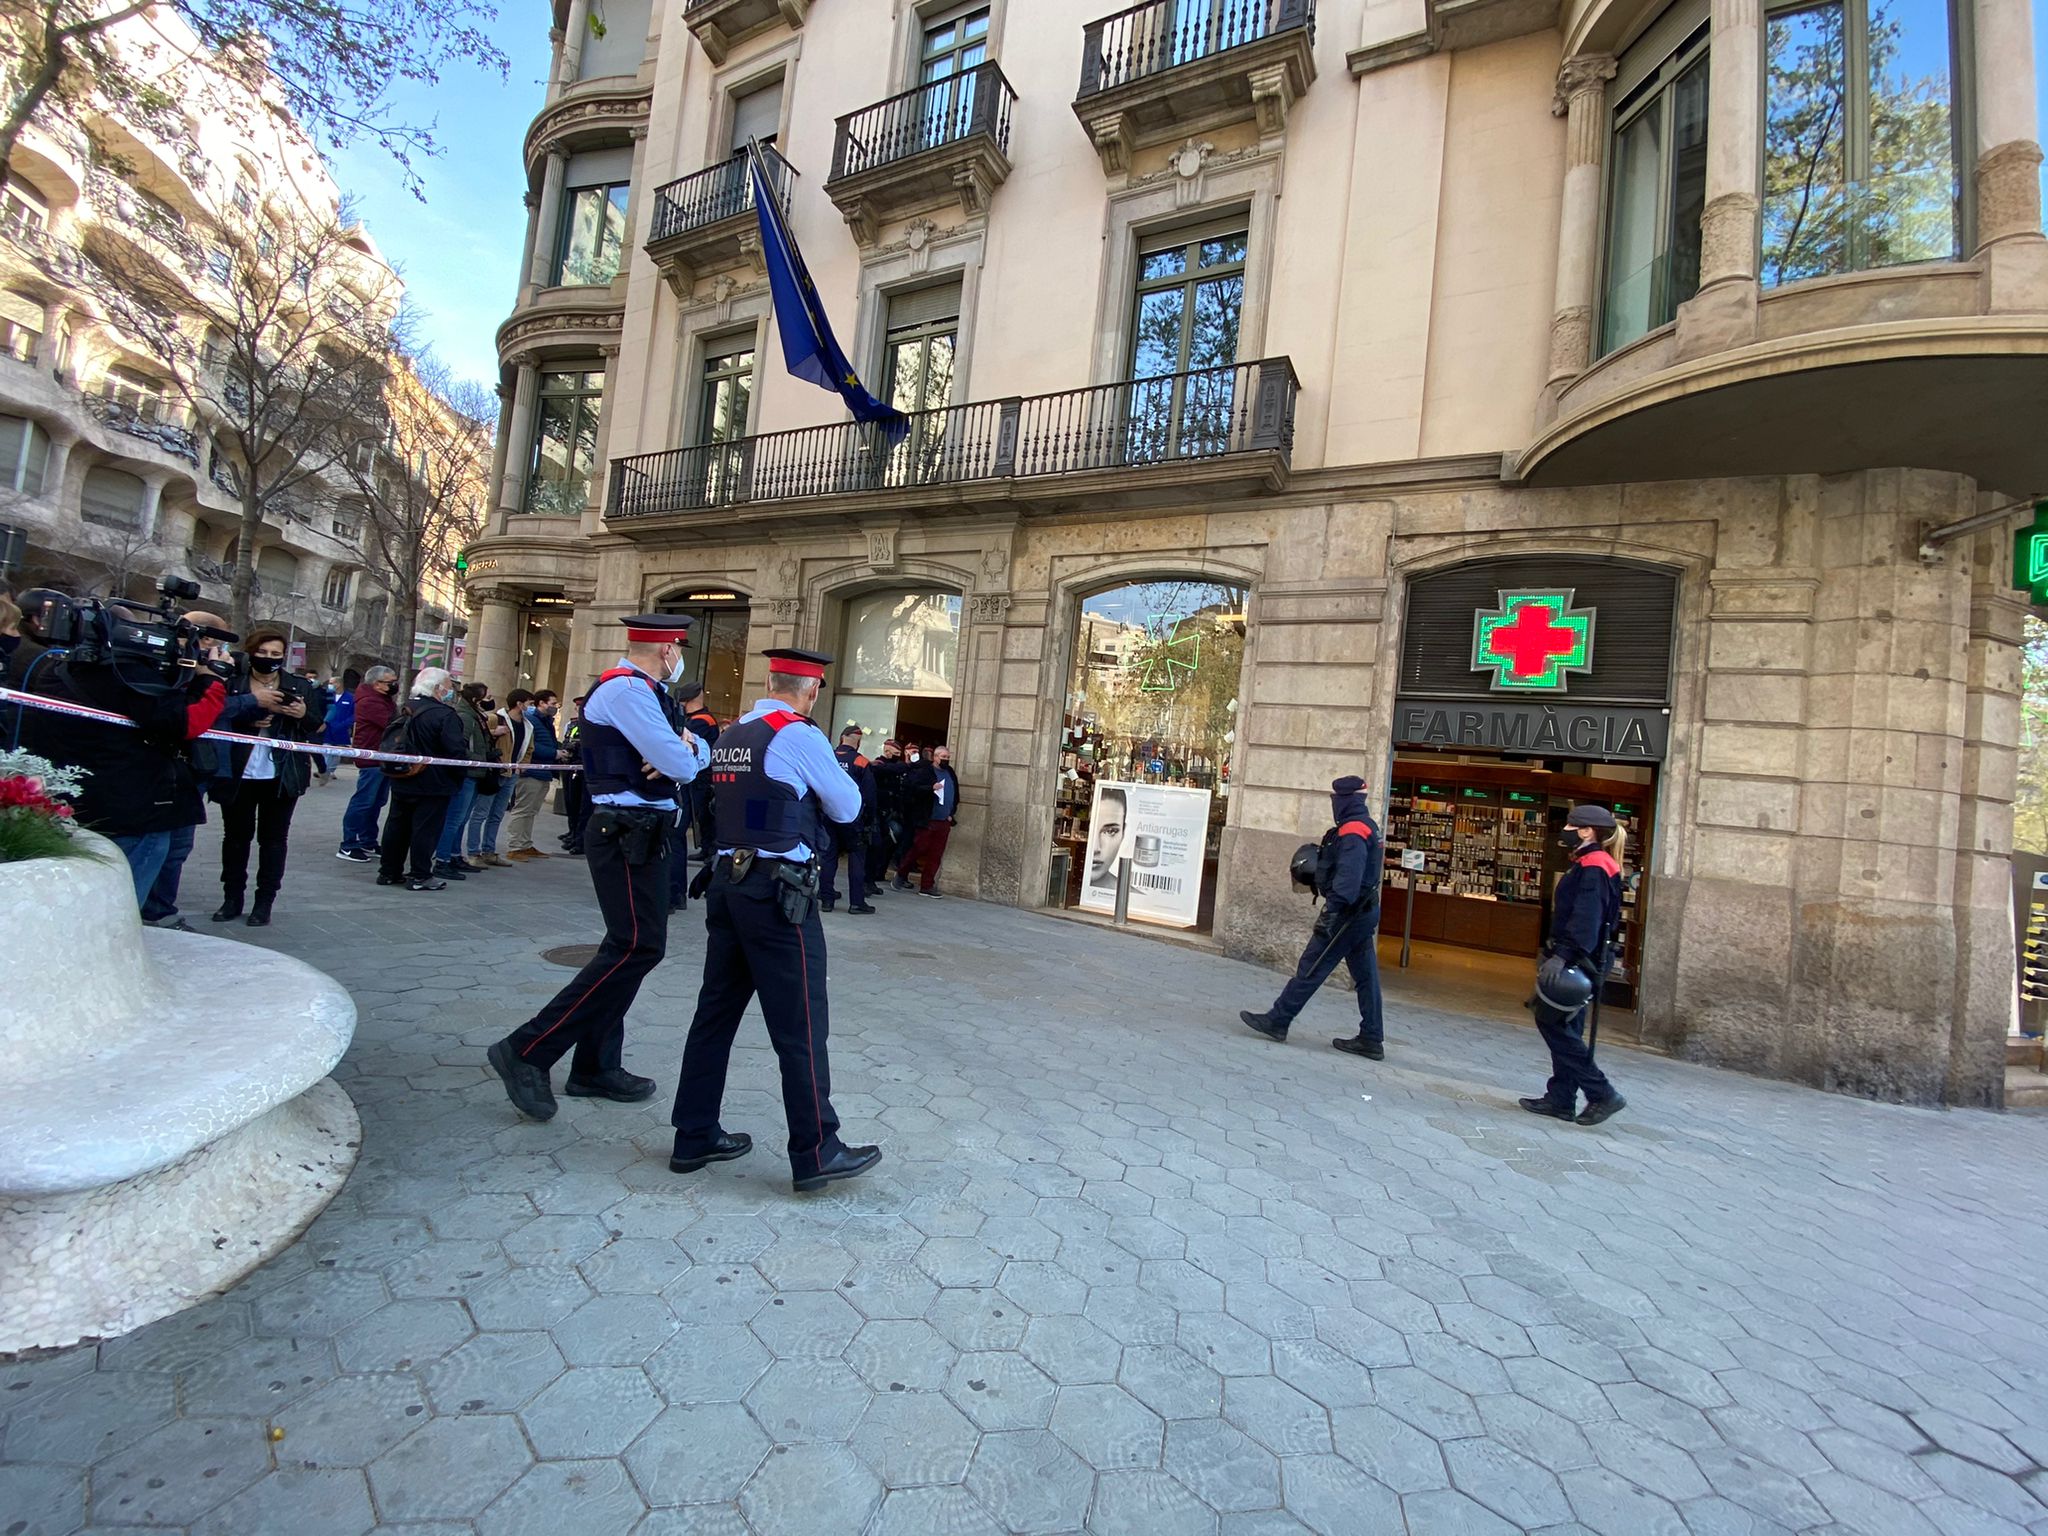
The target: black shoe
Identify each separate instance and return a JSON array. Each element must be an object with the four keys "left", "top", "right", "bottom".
[
  {"left": 794, "top": 1144, "right": 882, "bottom": 1193},
  {"left": 337, "top": 848, "right": 373, "bottom": 862},
  {"left": 376, "top": 874, "right": 403, "bottom": 886},
  {"left": 1576, "top": 1095, "right": 1626, "bottom": 1126},
  {"left": 432, "top": 861, "right": 468, "bottom": 880},
  {"left": 891, "top": 878, "right": 912, "bottom": 891},
  {"left": 210, "top": 899, "right": 243, "bottom": 922},
  {"left": 246, "top": 901, "right": 273, "bottom": 927},
  {"left": 406, "top": 877, "right": 447, "bottom": 892},
  {"left": 670, "top": 1130, "right": 754, "bottom": 1173},
  {"left": 563, "top": 844, "right": 584, "bottom": 856},
  {"left": 848, "top": 904, "right": 876, "bottom": 915},
  {"left": 1519, "top": 1096, "right": 1576, "bottom": 1120},
  {"left": 820, "top": 900, "right": 836, "bottom": 912},
  {"left": 1333, "top": 1036, "right": 1384, "bottom": 1060},
  {"left": 564, "top": 1068, "right": 658, "bottom": 1103},
  {"left": 1240, "top": 1010, "right": 1288, "bottom": 1043},
  {"left": 456, "top": 858, "right": 489, "bottom": 874},
  {"left": 668, "top": 900, "right": 687, "bottom": 915},
  {"left": 917, "top": 888, "right": 943, "bottom": 899},
  {"left": 488, "top": 1040, "right": 557, "bottom": 1122}
]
